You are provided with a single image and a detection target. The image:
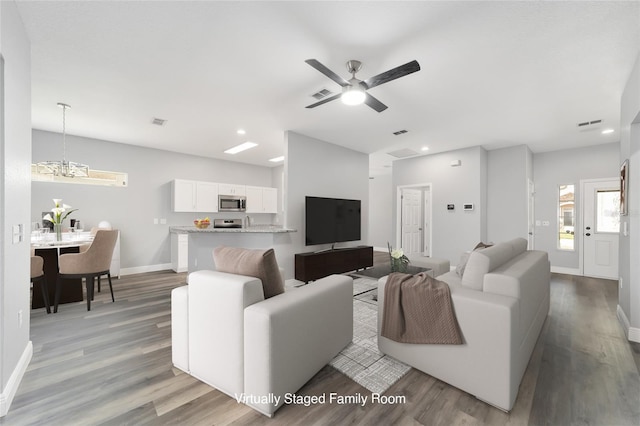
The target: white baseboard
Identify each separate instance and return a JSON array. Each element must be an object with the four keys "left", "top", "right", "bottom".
[
  {"left": 617, "top": 305, "right": 640, "bottom": 343},
  {"left": 550, "top": 266, "right": 581, "bottom": 276},
  {"left": 120, "top": 263, "right": 173, "bottom": 276},
  {"left": 0, "top": 341, "right": 33, "bottom": 417}
]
